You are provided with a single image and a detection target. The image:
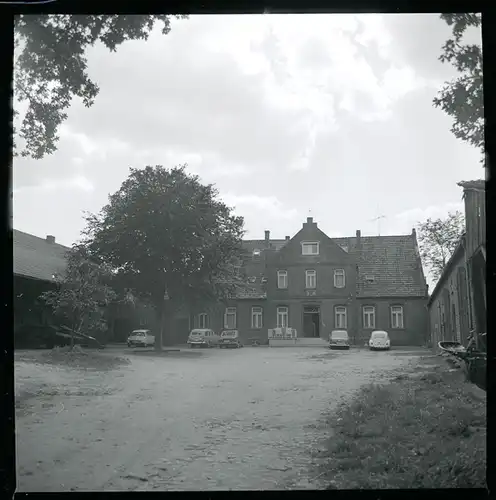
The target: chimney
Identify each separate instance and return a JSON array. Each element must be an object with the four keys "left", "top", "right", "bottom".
[
  {"left": 264, "top": 230, "right": 270, "bottom": 247},
  {"left": 307, "top": 217, "right": 313, "bottom": 224},
  {"left": 356, "top": 230, "right": 361, "bottom": 245},
  {"left": 285, "top": 235, "right": 290, "bottom": 241},
  {"left": 46, "top": 235, "right": 55, "bottom": 244},
  {"left": 412, "top": 228, "right": 417, "bottom": 238}
]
